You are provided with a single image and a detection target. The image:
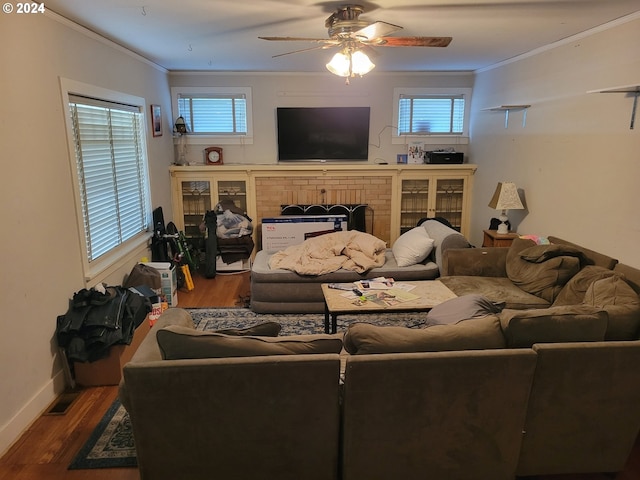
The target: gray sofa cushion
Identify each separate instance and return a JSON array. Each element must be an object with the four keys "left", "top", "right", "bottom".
[
  {"left": 252, "top": 249, "right": 439, "bottom": 284},
  {"left": 422, "top": 219, "right": 471, "bottom": 270},
  {"left": 343, "top": 316, "right": 506, "bottom": 354},
  {"left": 157, "top": 325, "right": 343, "bottom": 359},
  {"left": 426, "top": 294, "right": 505, "bottom": 326},
  {"left": 439, "top": 275, "right": 550, "bottom": 309},
  {"left": 583, "top": 275, "right": 640, "bottom": 340},
  {"left": 499, "top": 305, "right": 608, "bottom": 348},
  {"left": 213, "top": 321, "right": 282, "bottom": 337},
  {"left": 506, "top": 238, "right": 581, "bottom": 303}
]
